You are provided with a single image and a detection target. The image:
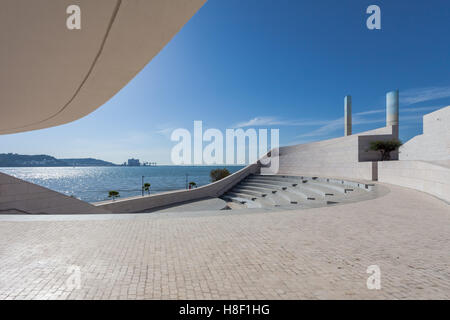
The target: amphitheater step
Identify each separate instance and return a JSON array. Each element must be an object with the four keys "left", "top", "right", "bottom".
[
  {"left": 245, "top": 180, "right": 294, "bottom": 189},
  {"left": 246, "top": 177, "right": 300, "bottom": 186},
  {"left": 234, "top": 185, "right": 273, "bottom": 194},
  {"left": 308, "top": 181, "right": 352, "bottom": 194},
  {"left": 222, "top": 174, "right": 373, "bottom": 210},
  {"left": 221, "top": 195, "right": 261, "bottom": 208},
  {"left": 226, "top": 192, "right": 258, "bottom": 201},
  {"left": 297, "top": 184, "right": 334, "bottom": 197},
  {"left": 230, "top": 188, "right": 266, "bottom": 198}
]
